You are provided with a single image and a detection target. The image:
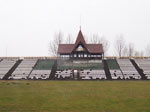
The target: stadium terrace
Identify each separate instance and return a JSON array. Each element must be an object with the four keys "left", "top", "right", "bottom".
[{"left": 0, "top": 30, "right": 150, "bottom": 80}]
